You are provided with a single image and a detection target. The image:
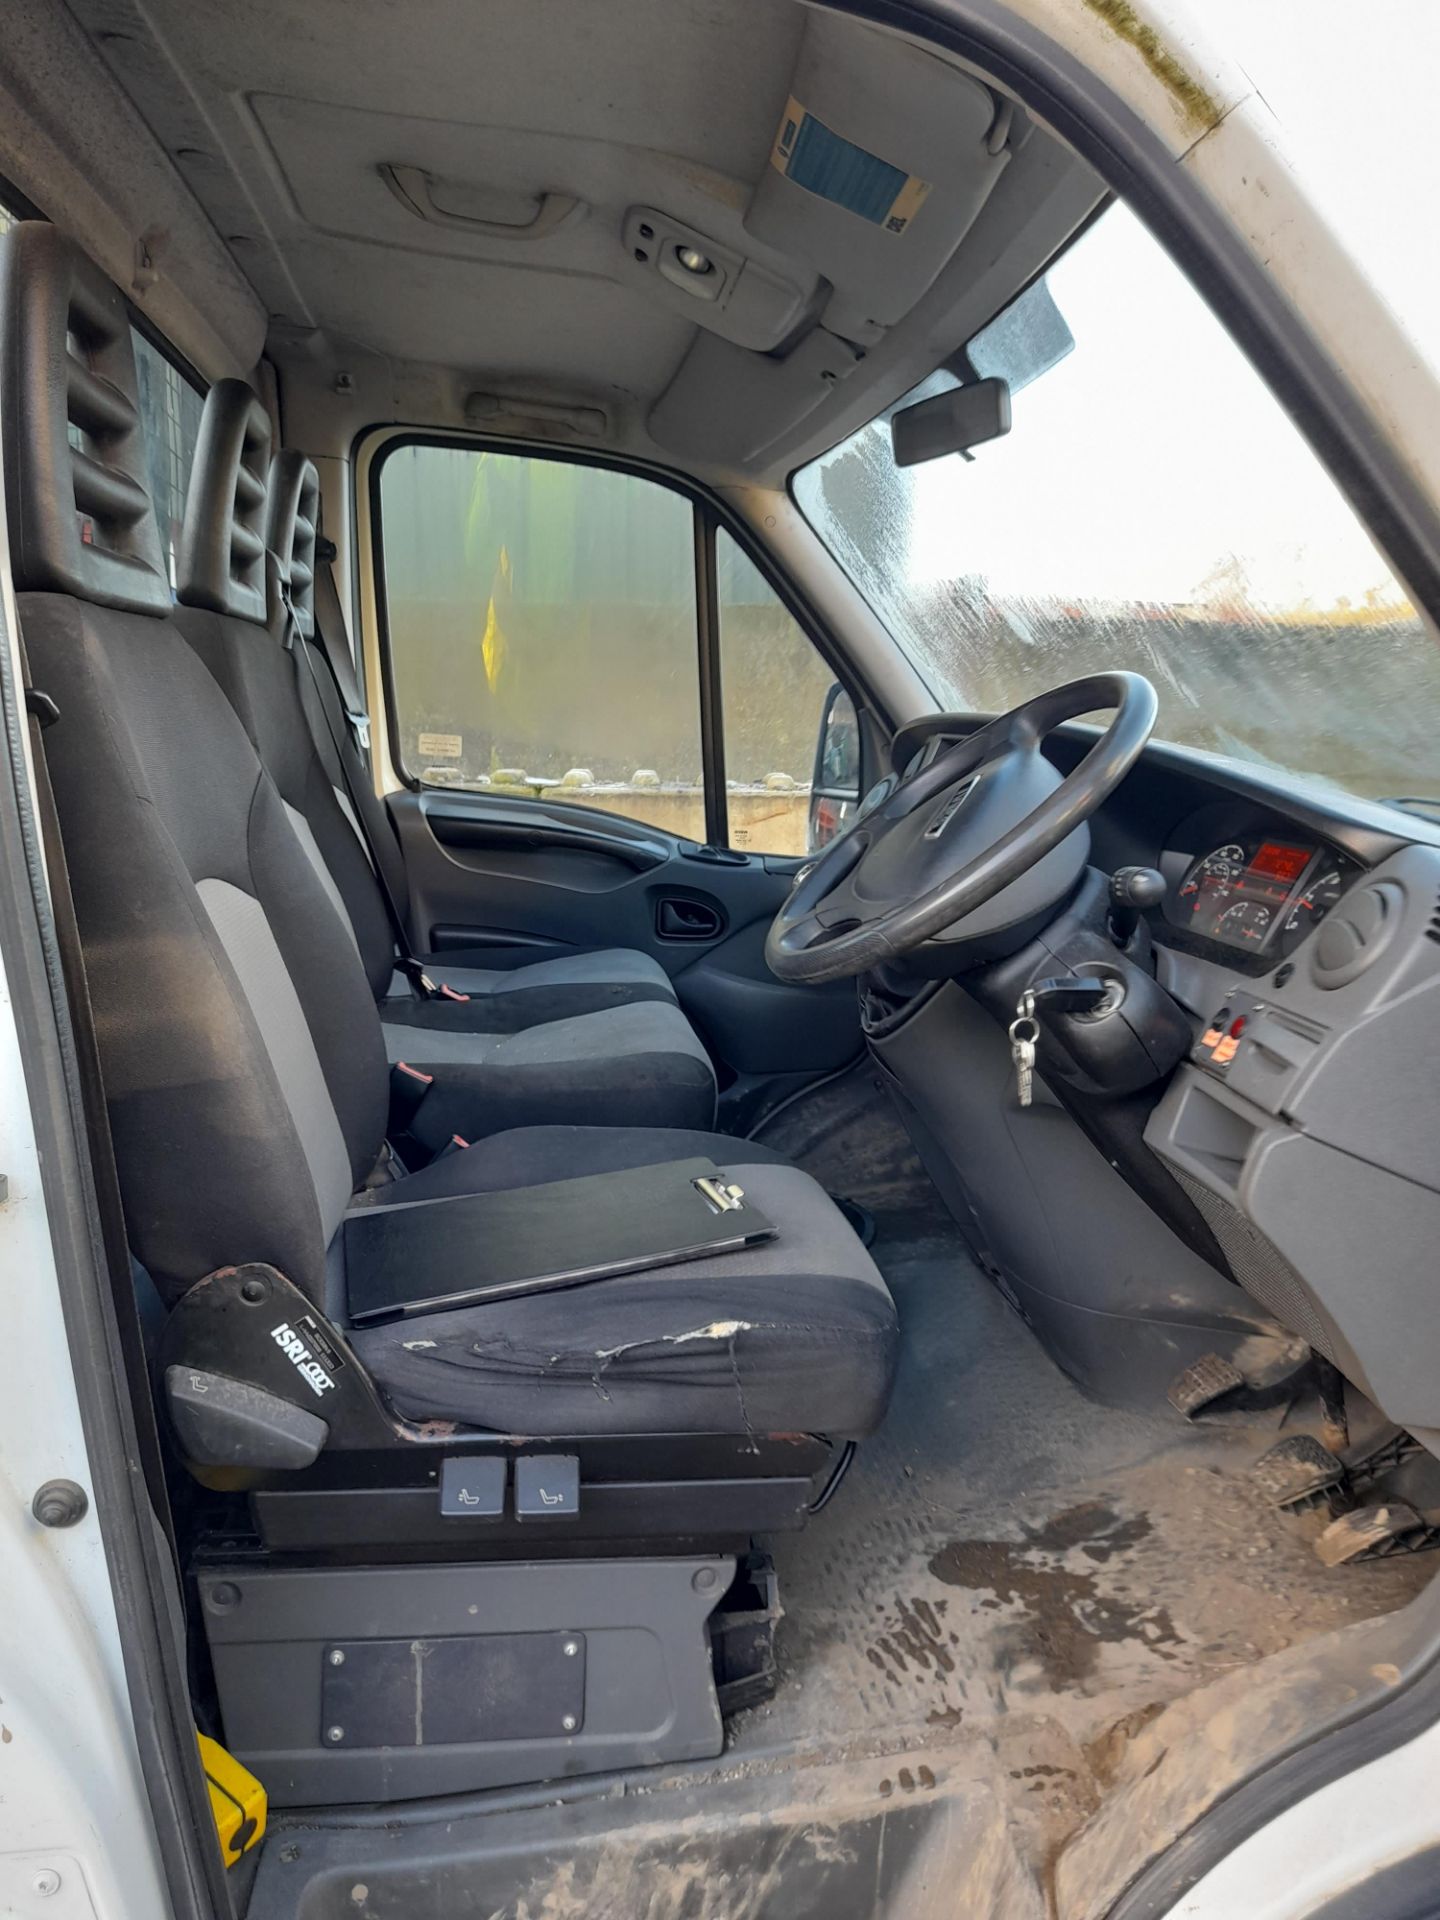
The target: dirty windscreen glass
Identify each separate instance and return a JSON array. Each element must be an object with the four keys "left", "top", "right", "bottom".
[{"left": 793, "top": 201, "right": 1440, "bottom": 806}]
